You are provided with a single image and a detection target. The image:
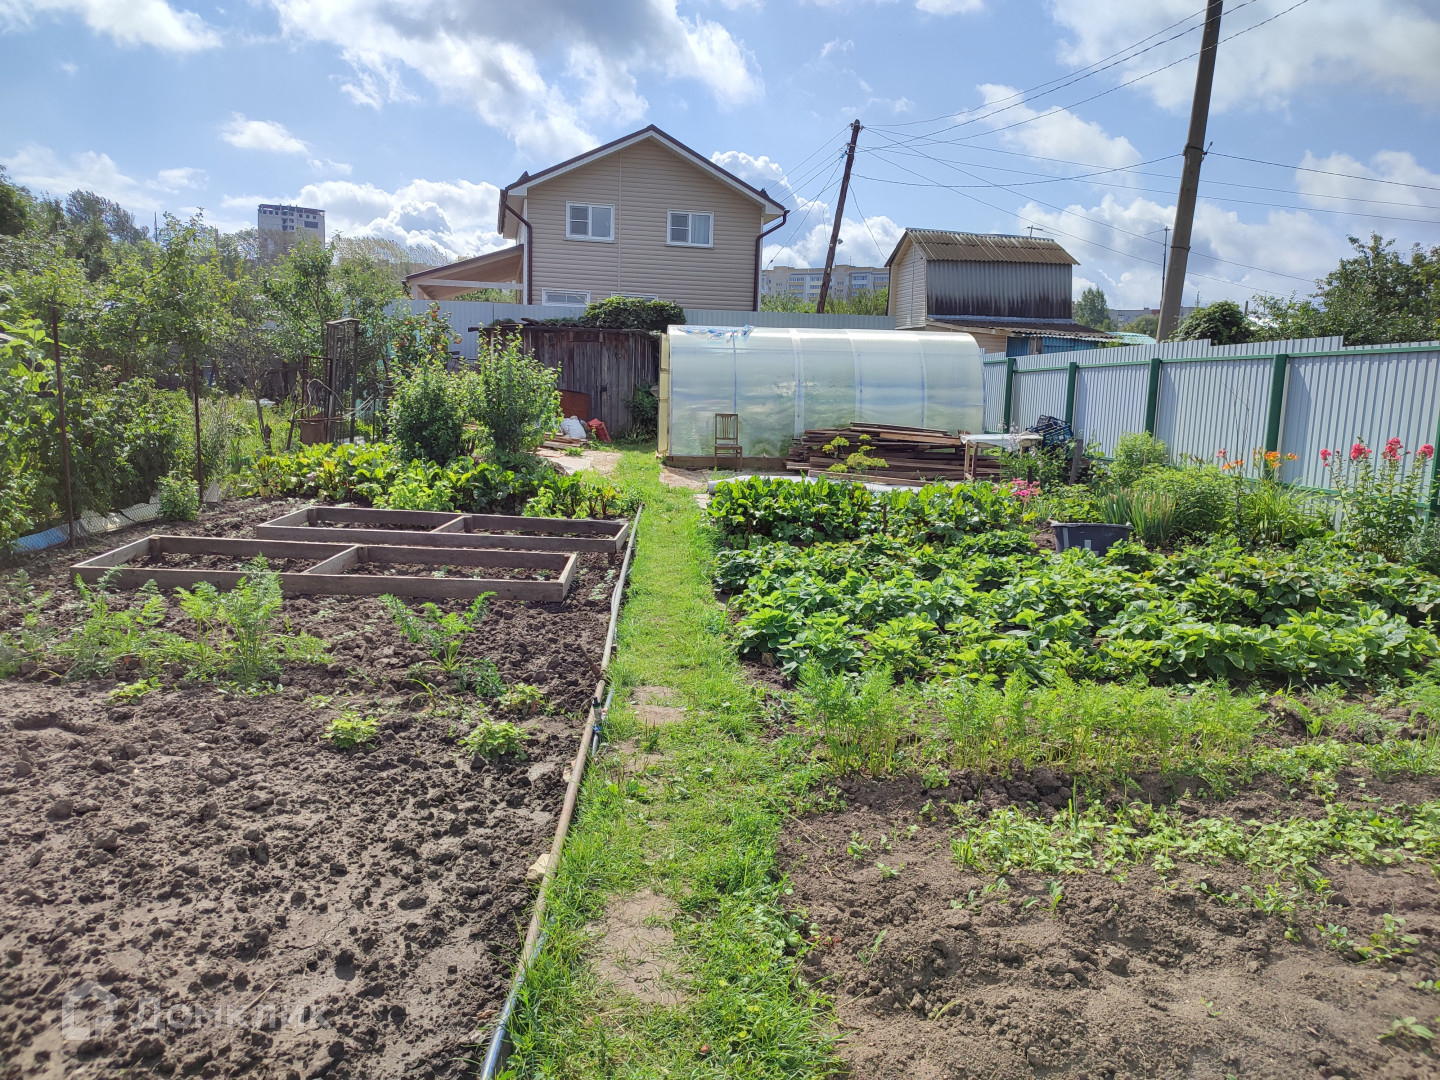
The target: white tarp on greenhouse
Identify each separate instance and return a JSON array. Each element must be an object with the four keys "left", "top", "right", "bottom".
[{"left": 662, "top": 326, "right": 983, "bottom": 459}]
